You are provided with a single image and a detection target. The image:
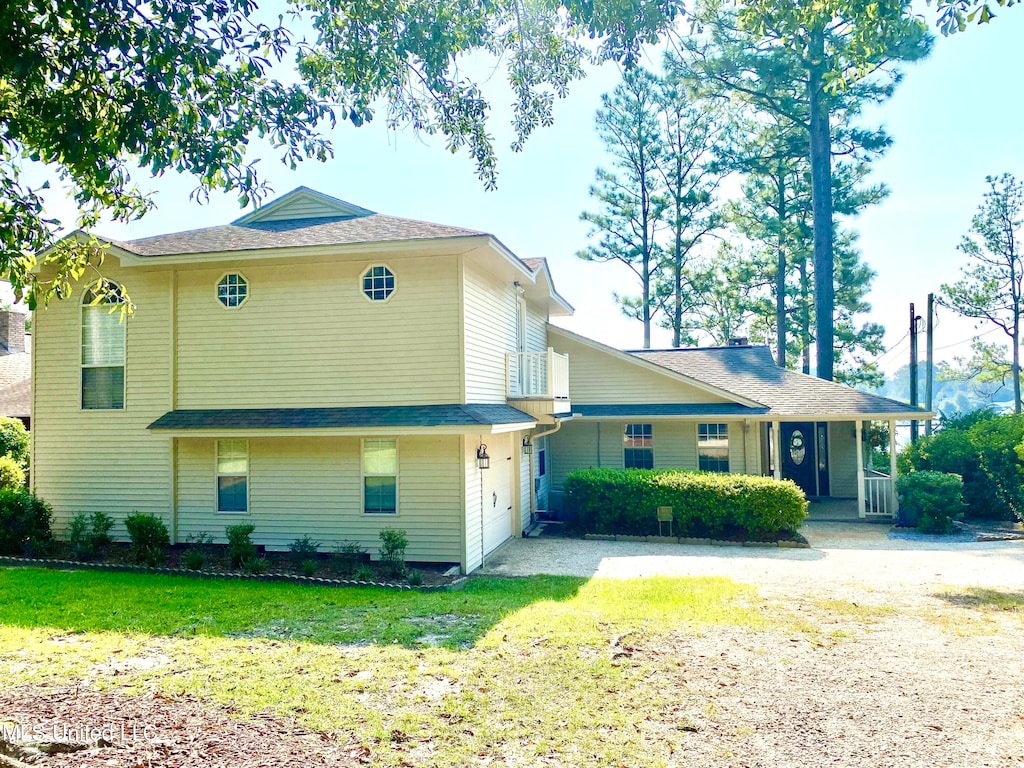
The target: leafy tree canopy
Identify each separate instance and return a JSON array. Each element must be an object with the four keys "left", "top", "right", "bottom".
[{"left": 1, "top": 0, "right": 682, "bottom": 309}]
